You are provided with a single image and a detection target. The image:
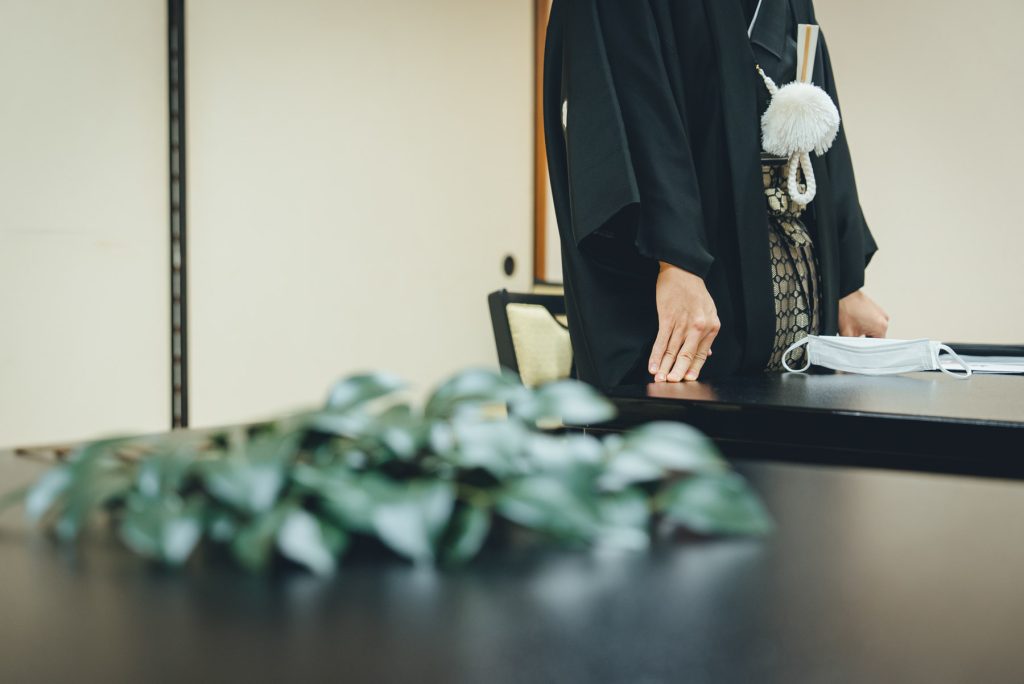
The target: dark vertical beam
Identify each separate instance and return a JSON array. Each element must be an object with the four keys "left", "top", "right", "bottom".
[
  {"left": 168, "top": 0, "right": 189, "bottom": 428},
  {"left": 533, "top": 0, "right": 551, "bottom": 284}
]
